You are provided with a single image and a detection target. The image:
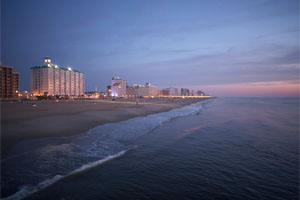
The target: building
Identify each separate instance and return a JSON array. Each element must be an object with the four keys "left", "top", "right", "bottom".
[
  {"left": 171, "top": 88, "right": 179, "bottom": 96},
  {"left": 30, "top": 57, "right": 84, "bottom": 96},
  {"left": 107, "top": 85, "right": 111, "bottom": 97},
  {"left": 126, "top": 85, "right": 137, "bottom": 98},
  {"left": 190, "top": 90, "right": 195, "bottom": 96},
  {"left": 197, "top": 90, "right": 205, "bottom": 96},
  {"left": 125, "top": 83, "right": 159, "bottom": 98},
  {"left": 85, "top": 91, "right": 100, "bottom": 99},
  {"left": 161, "top": 87, "right": 179, "bottom": 96},
  {"left": 181, "top": 88, "right": 190, "bottom": 96},
  {"left": 111, "top": 77, "right": 126, "bottom": 97},
  {"left": 18, "top": 91, "right": 37, "bottom": 100},
  {"left": 134, "top": 83, "right": 159, "bottom": 97},
  {"left": 0, "top": 62, "right": 20, "bottom": 100},
  {"left": 85, "top": 91, "right": 108, "bottom": 99},
  {"left": 160, "top": 88, "right": 170, "bottom": 96}
]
